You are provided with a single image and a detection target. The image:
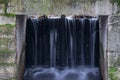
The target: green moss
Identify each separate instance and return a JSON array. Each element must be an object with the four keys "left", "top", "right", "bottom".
[
  {"left": 111, "top": 0, "right": 120, "bottom": 6},
  {"left": 0, "top": 13, "right": 16, "bottom": 17},
  {"left": 0, "top": 0, "right": 9, "bottom": 14},
  {"left": 51, "top": 0, "right": 96, "bottom": 5},
  {"left": 109, "top": 66, "right": 119, "bottom": 80},
  {"left": 111, "top": 0, "right": 120, "bottom": 13},
  {"left": 0, "top": 62, "right": 15, "bottom": 66},
  {"left": 9, "top": 77, "right": 16, "bottom": 80},
  {"left": 0, "top": 24, "right": 15, "bottom": 27},
  {"left": 0, "top": 24, "right": 15, "bottom": 34},
  {"left": 0, "top": 0, "right": 9, "bottom": 4},
  {"left": 0, "top": 49, "right": 15, "bottom": 54}
]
